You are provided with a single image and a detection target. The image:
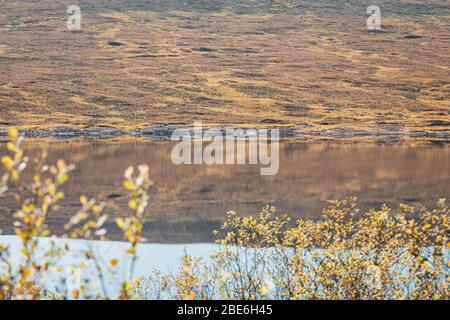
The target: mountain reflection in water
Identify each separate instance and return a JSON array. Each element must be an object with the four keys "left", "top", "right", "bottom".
[{"left": 0, "top": 139, "right": 448, "bottom": 243}]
